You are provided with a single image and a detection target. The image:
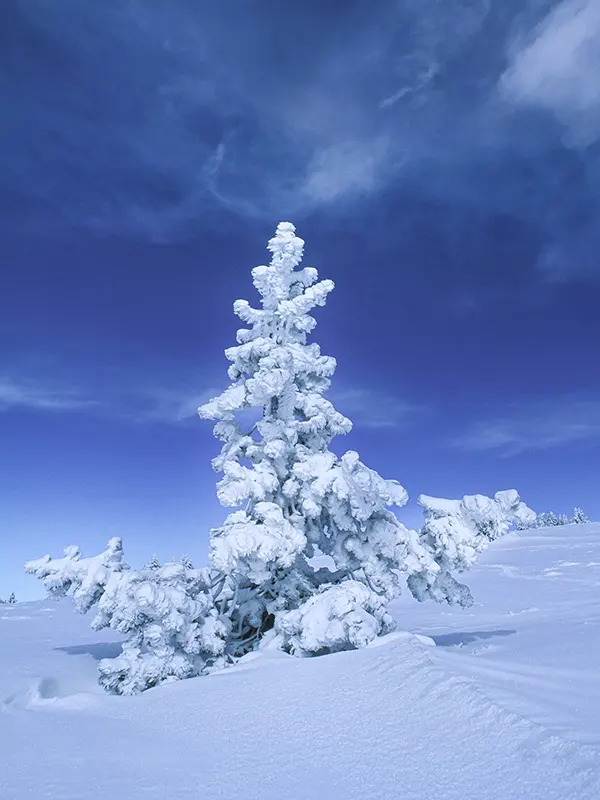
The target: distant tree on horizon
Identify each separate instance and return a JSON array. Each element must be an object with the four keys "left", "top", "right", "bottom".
[
  {"left": 572, "top": 507, "right": 590, "bottom": 524},
  {"left": 517, "top": 507, "right": 592, "bottom": 531},
  {"left": 181, "top": 554, "right": 194, "bottom": 569}
]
